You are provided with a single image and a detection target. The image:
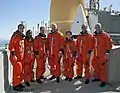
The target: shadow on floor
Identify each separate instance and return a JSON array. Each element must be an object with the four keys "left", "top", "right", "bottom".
[{"left": 8, "top": 78, "right": 120, "bottom": 93}]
